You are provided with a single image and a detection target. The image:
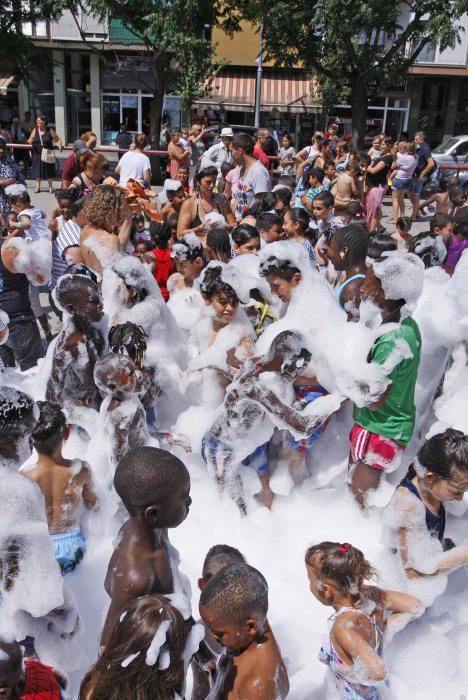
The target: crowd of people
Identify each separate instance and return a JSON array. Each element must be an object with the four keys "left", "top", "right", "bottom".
[{"left": 0, "top": 120, "right": 468, "bottom": 700}]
